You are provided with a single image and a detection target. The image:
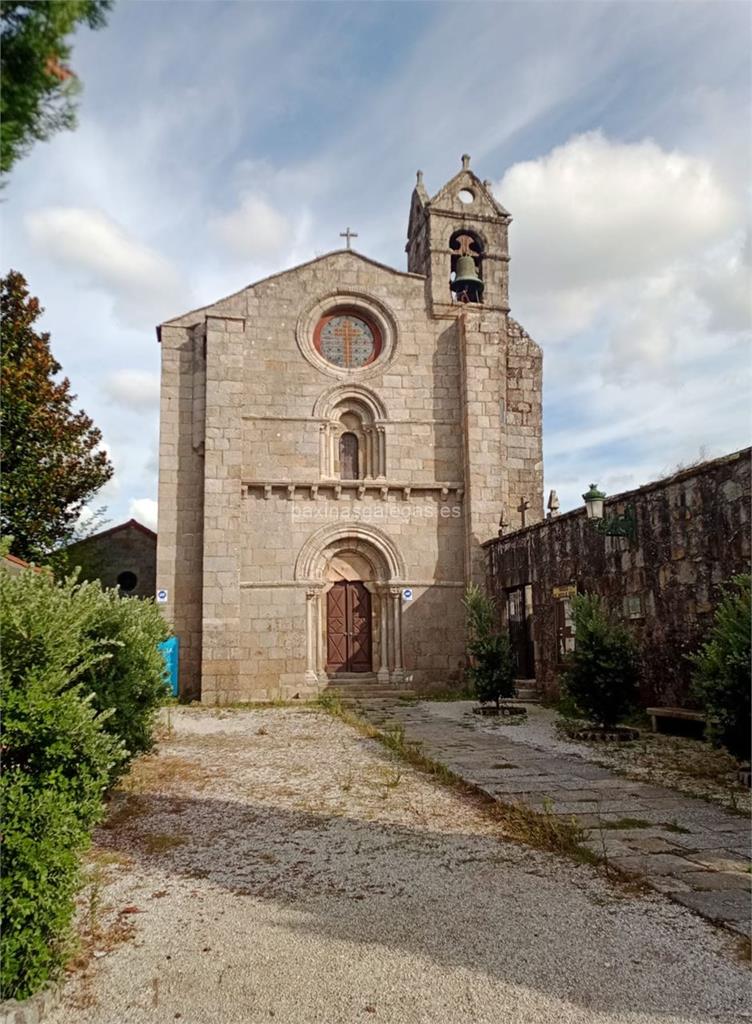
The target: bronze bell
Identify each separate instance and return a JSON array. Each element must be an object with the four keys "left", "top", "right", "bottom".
[{"left": 451, "top": 253, "right": 484, "bottom": 302}]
